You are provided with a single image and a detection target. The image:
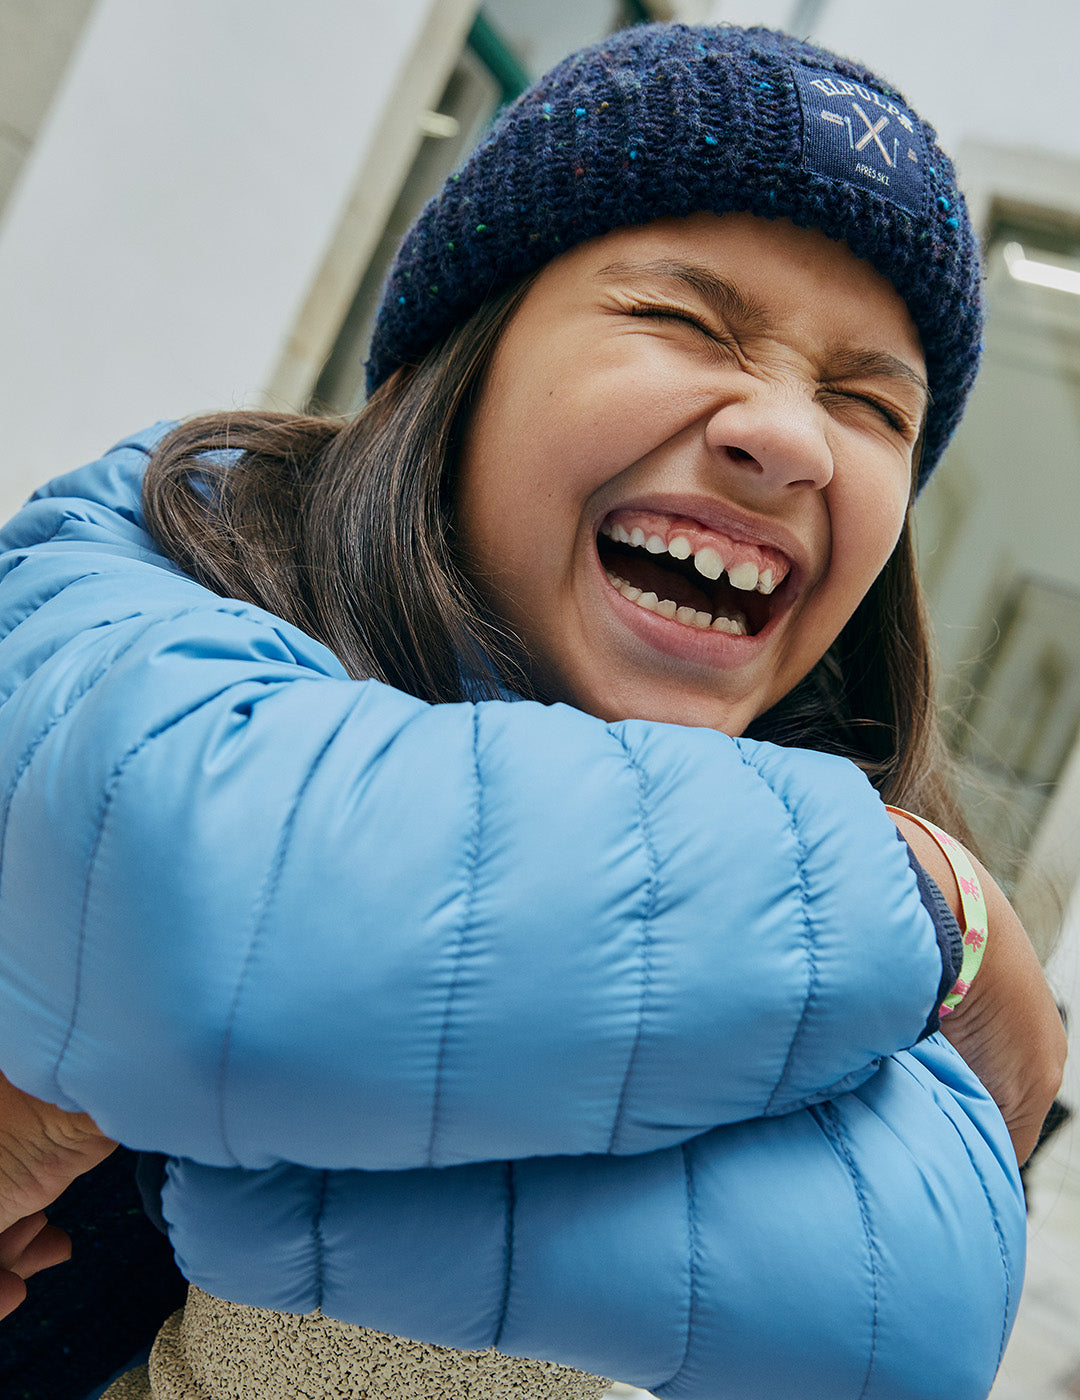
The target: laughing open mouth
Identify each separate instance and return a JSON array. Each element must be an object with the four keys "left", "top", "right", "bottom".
[{"left": 596, "top": 510, "right": 792, "bottom": 637}]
